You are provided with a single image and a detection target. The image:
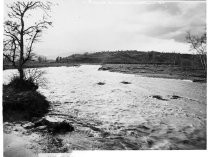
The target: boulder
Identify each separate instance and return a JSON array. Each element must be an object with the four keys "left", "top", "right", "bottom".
[
  {"left": 36, "top": 126, "right": 47, "bottom": 130},
  {"left": 97, "top": 82, "right": 105, "bottom": 85},
  {"left": 53, "top": 121, "right": 74, "bottom": 133},
  {"left": 170, "top": 95, "right": 181, "bottom": 99},
  {"left": 22, "top": 122, "right": 35, "bottom": 129},
  {"left": 98, "top": 67, "right": 110, "bottom": 71},
  {"left": 34, "top": 116, "right": 74, "bottom": 133},
  {"left": 121, "top": 81, "right": 131, "bottom": 84}
]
